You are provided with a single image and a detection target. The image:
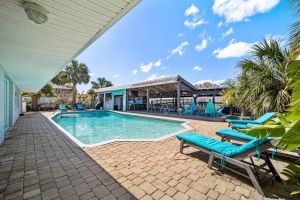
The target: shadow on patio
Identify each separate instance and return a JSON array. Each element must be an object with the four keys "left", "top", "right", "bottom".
[{"left": 0, "top": 112, "right": 136, "bottom": 200}]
